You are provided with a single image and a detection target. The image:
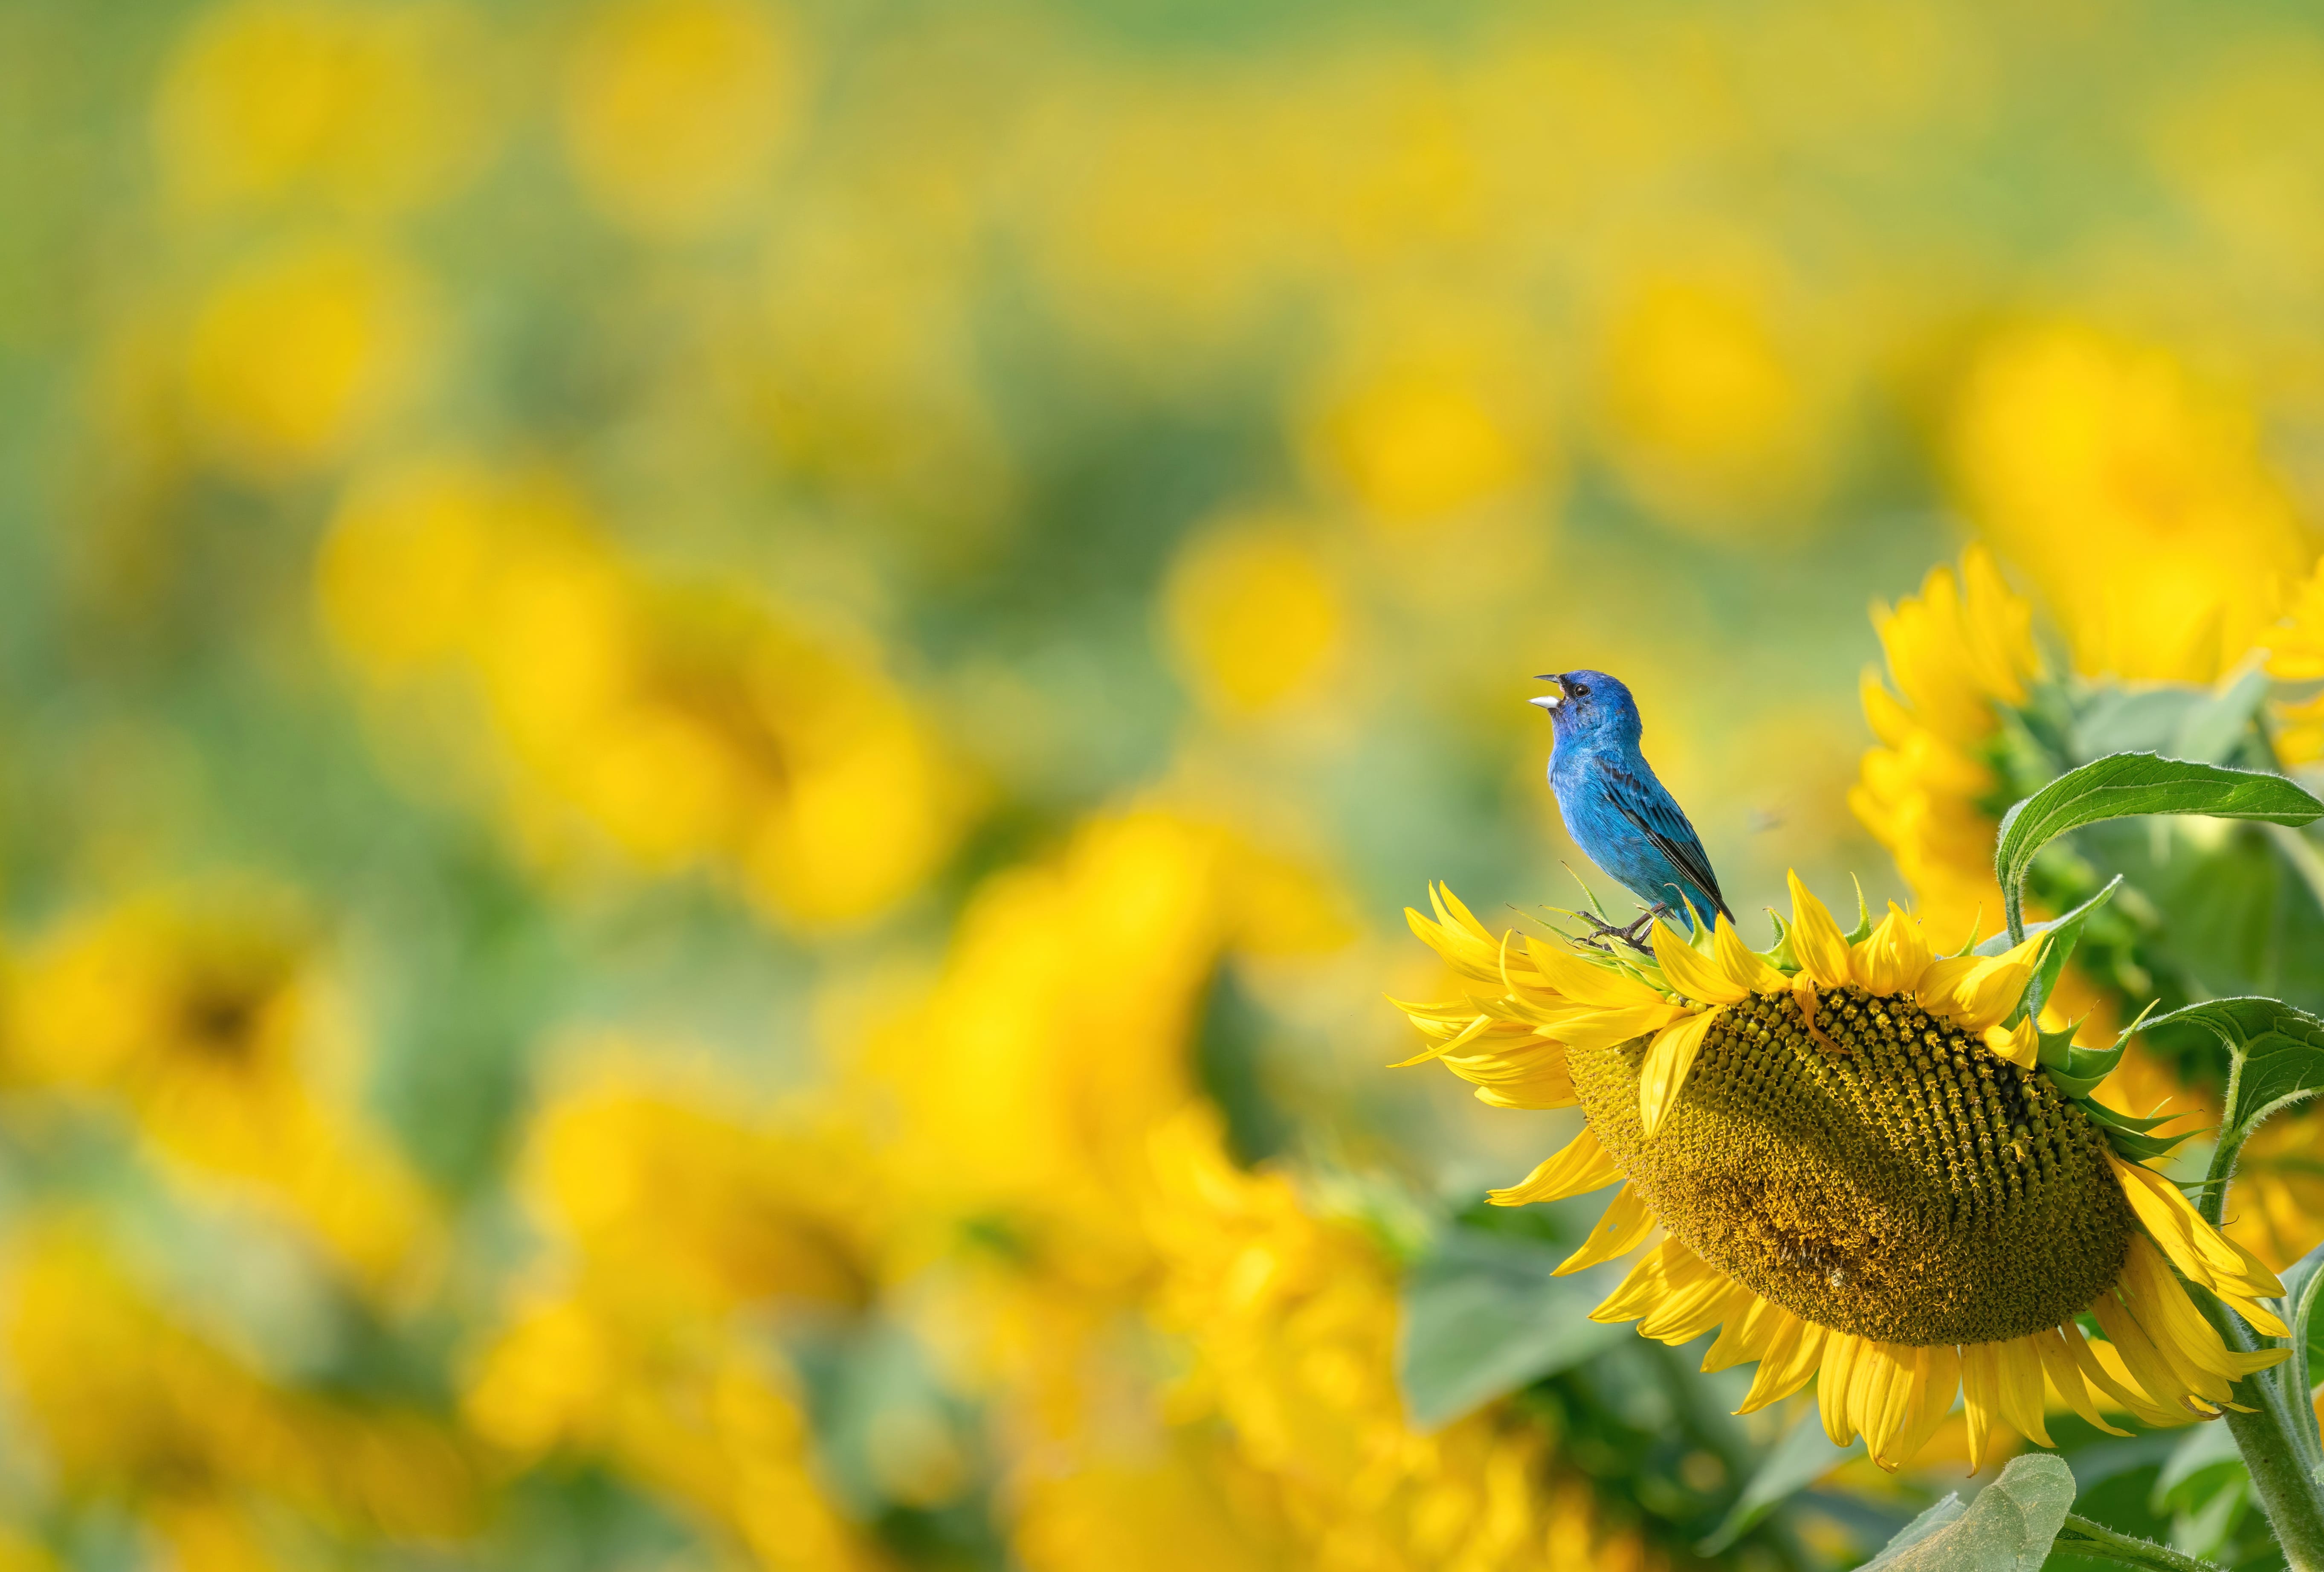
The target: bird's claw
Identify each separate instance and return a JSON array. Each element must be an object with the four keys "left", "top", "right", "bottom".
[{"left": 1574, "top": 905, "right": 1668, "bottom": 955}]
